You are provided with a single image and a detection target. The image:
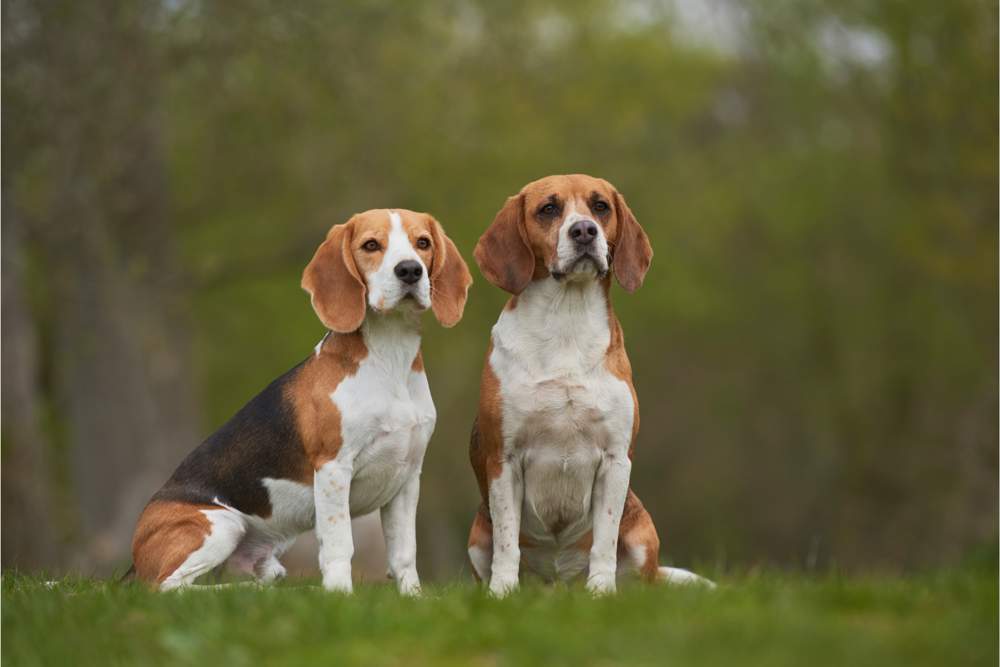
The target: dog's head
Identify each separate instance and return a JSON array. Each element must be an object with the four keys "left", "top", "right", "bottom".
[
  {"left": 302, "top": 209, "right": 472, "bottom": 333},
  {"left": 474, "top": 174, "right": 652, "bottom": 294}
]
